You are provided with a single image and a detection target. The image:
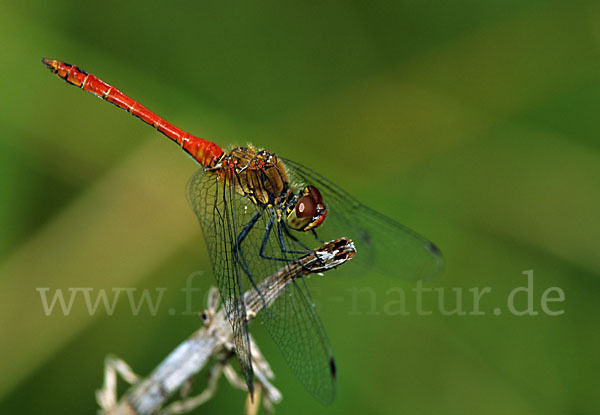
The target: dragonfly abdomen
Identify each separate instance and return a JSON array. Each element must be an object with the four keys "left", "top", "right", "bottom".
[{"left": 42, "top": 59, "right": 224, "bottom": 168}]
